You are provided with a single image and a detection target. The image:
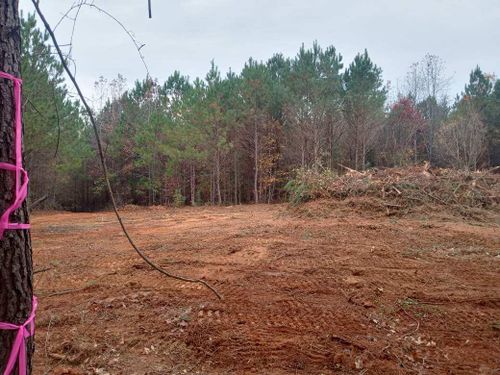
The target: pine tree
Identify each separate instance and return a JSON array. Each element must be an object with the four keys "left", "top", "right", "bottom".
[
  {"left": 460, "top": 66, "right": 498, "bottom": 166},
  {"left": 342, "top": 50, "right": 386, "bottom": 170},
  {"left": 464, "top": 66, "right": 493, "bottom": 102},
  {"left": 21, "top": 13, "right": 91, "bottom": 209},
  {"left": 0, "top": 2, "right": 34, "bottom": 373}
]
